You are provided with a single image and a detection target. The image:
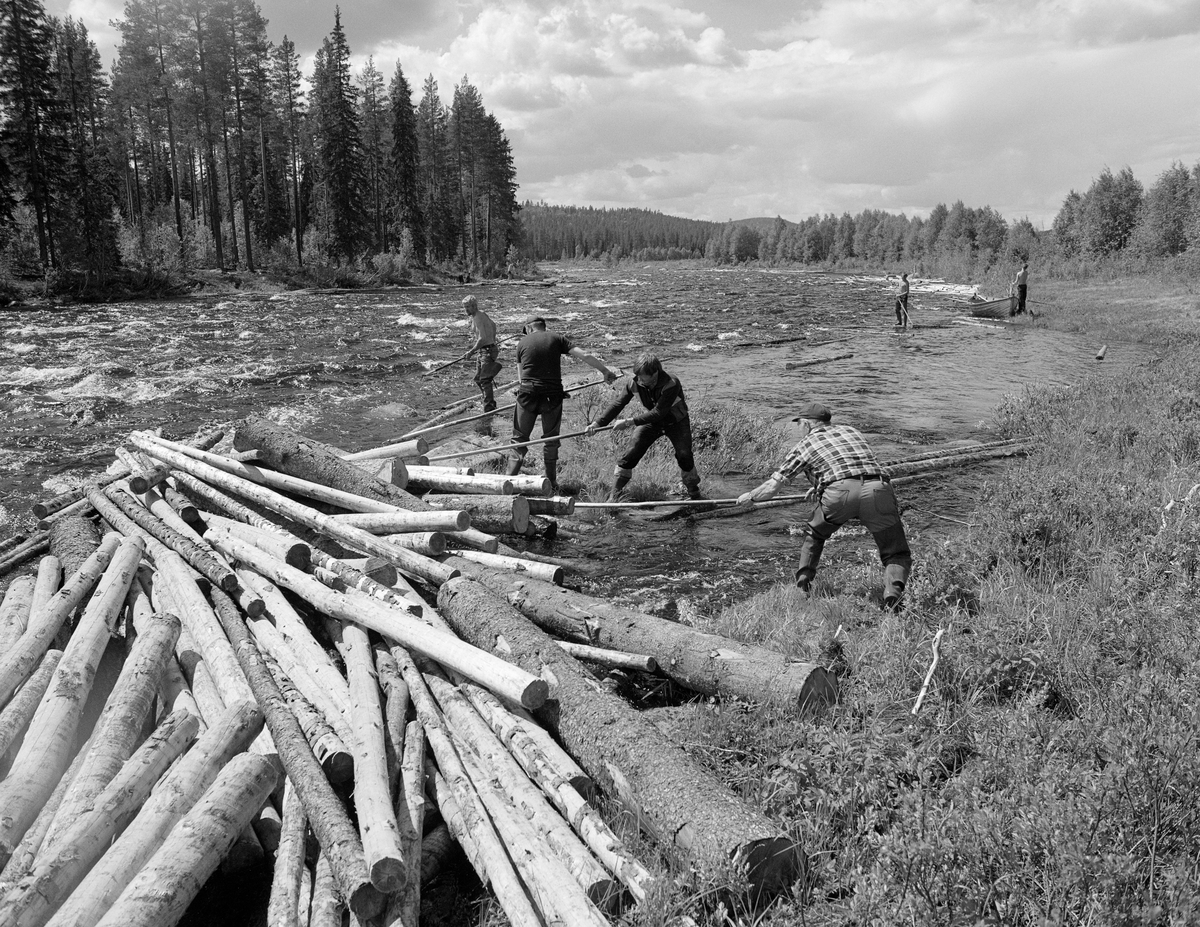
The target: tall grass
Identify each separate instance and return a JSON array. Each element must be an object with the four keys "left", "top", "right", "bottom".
[{"left": 609, "top": 336, "right": 1200, "bottom": 924}]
